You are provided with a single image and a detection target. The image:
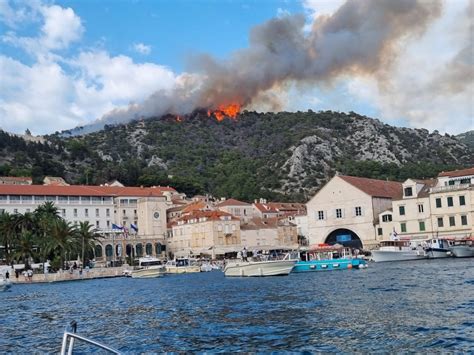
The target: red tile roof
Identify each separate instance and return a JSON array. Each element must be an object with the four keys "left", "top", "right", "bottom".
[
  {"left": 253, "top": 203, "right": 280, "bottom": 213},
  {"left": 216, "top": 198, "right": 251, "bottom": 207},
  {"left": 438, "top": 167, "right": 474, "bottom": 178},
  {"left": 176, "top": 210, "right": 238, "bottom": 223},
  {"left": 182, "top": 201, "right": 209, "bottom": 213},
  {"left": 338, "top": 175, "right": 402, "bottom": 199},
  {"left": 0, "top": 184, "right": 174, "bottom": 197}
]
